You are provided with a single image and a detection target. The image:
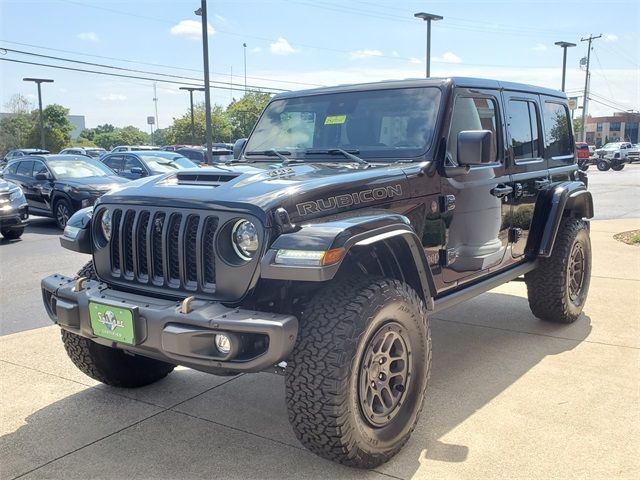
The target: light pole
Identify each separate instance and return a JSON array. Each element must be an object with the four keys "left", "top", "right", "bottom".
[
  {"left": 179, "top": 86, "right": 205, "bottom": 145},
  {"left": 195, "top": 1, "right": 213, "bottom": 163},
  {"left": 23, "top": 77, "right": 54, "bottom": 149},
  {"left": 554, "top": 41, "right": 576, "bottom": 92},
  {"left": 243, "top": 42, "right": 247, "bottom": 93},
  {"left": 414, "top": 12, "right": 443, "bottom": 78}
]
